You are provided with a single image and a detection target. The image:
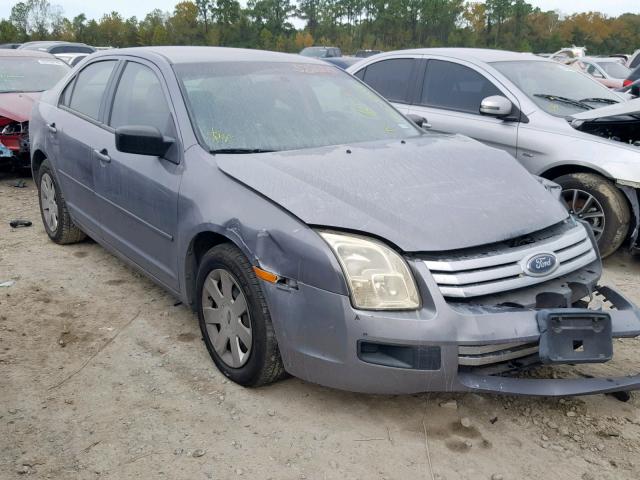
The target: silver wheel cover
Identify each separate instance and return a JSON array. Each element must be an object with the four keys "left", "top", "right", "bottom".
[{"left": 201, "top": 269, "right": 252, "bottom": 368}]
